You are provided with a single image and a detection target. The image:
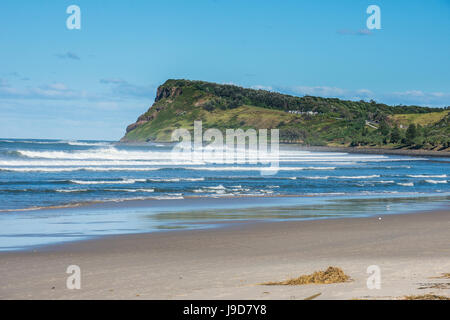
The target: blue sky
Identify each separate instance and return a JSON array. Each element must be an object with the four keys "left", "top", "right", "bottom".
[{"left": 0, "top": 0, "right": 449, "bottom": 140}]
